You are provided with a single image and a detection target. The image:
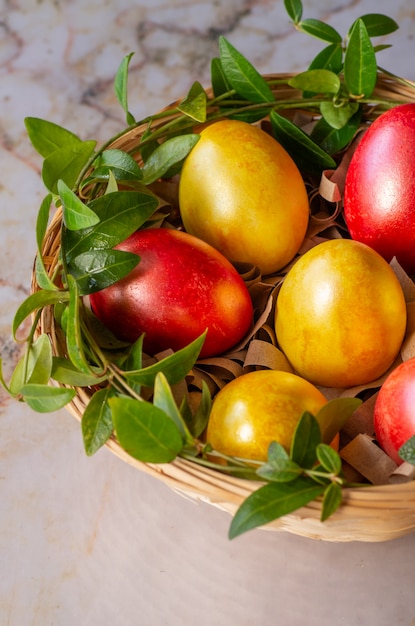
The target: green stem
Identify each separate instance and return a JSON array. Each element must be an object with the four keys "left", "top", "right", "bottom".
[
  {"left": 305, "top": 468, "right": 344, "bottom": 485},
  {"left": 181, "top": 450, "right": 259, "bottom": 477},
  {"left": 106, "top": 370, "right": 141, "bottom": 403},
  {"left": 78, "top": 310, "right": 145, "bottom": 401}
]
